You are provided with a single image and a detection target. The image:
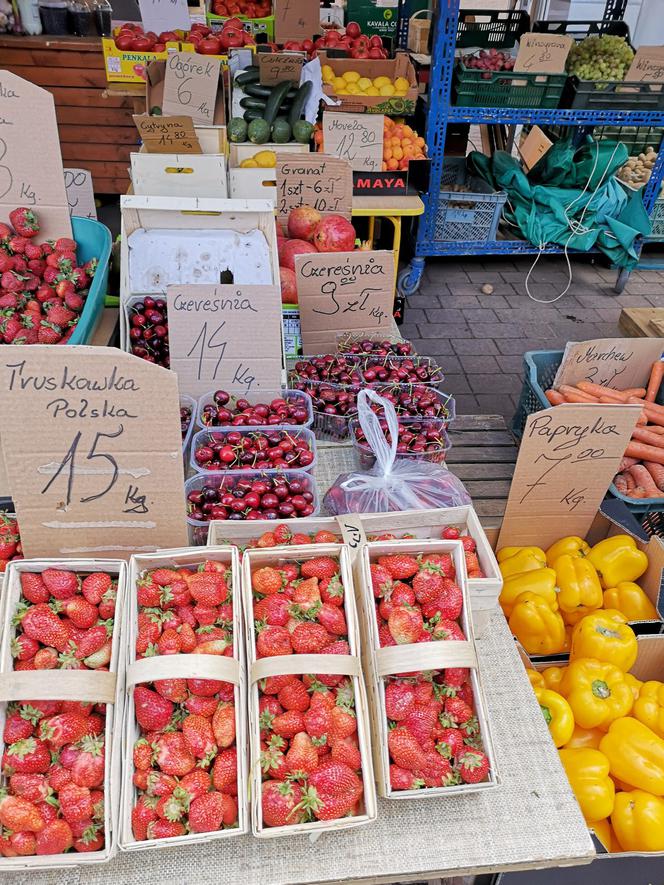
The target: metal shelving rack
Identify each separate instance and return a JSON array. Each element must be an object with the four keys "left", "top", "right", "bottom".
[{"left": 397, "top": 0, "right": 664, "bottom": 297}]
